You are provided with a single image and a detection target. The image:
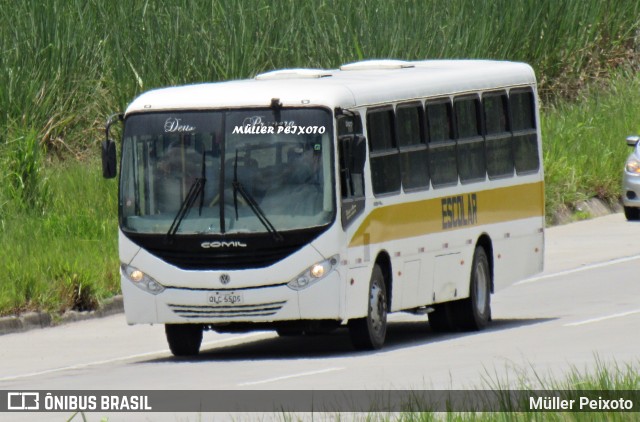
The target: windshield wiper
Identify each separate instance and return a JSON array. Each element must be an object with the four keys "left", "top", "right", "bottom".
[
  {"left": 232, "top": 150, "right": 283, "bottom": 242},
  {"left": 166, "top": 150, "right": 207, "bottom": 241},
  {"left": 166, "top": 177, "right": 206, "bottom": 242}
]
